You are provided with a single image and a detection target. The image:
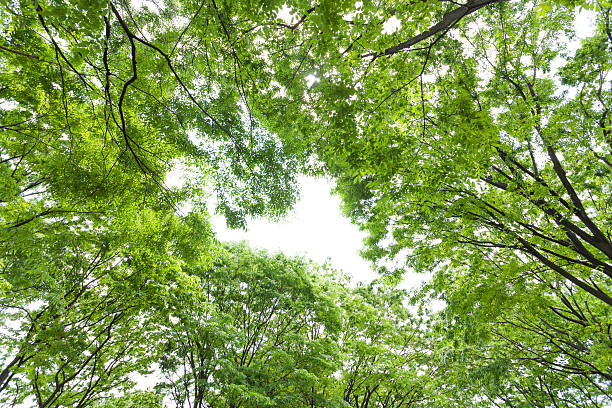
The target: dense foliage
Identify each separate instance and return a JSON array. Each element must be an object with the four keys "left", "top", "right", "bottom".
[
  {"left": 154, "top": 244, "right": 431, "bottom": 408},
  {"left": 1, "top": 0, "right": 611, "bottom": 406}
]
